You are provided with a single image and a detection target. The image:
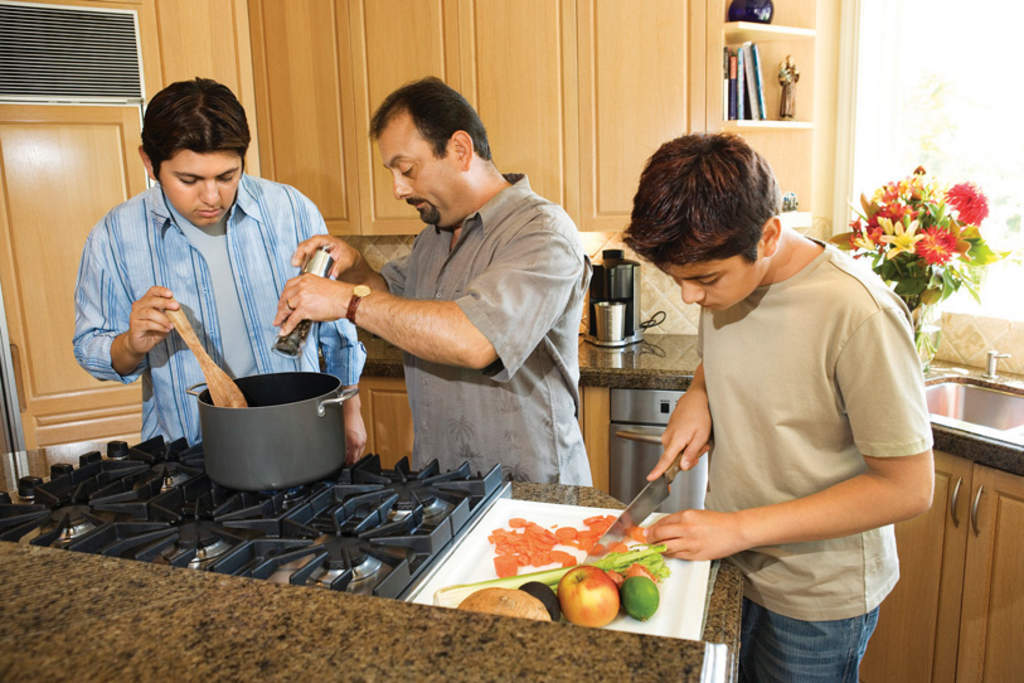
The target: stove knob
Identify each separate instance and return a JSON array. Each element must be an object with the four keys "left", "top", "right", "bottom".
[
  {"left": 0, "top": 491, "right": 11, "bottom": 505},
  {"left": 106, "top": 440, "right": 129, "bottom": 460},
  {"left": 78, "top": 451, "right": 102, "bottom": 467},
  {"left": 50, "top": 463, "right": 74, "bottom": 479},
  {"left": 17, "top": 475, "right": 43, "bottom": 500}
]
